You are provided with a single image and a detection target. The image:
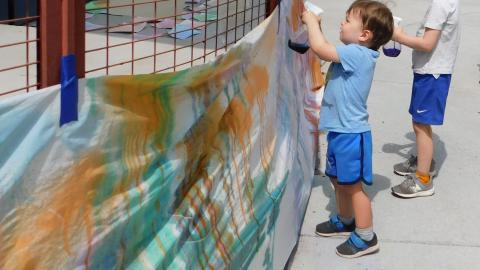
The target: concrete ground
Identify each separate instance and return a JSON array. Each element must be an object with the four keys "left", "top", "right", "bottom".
[{"left": 288, "top": 0, "right": 480, "bottom": 269}]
